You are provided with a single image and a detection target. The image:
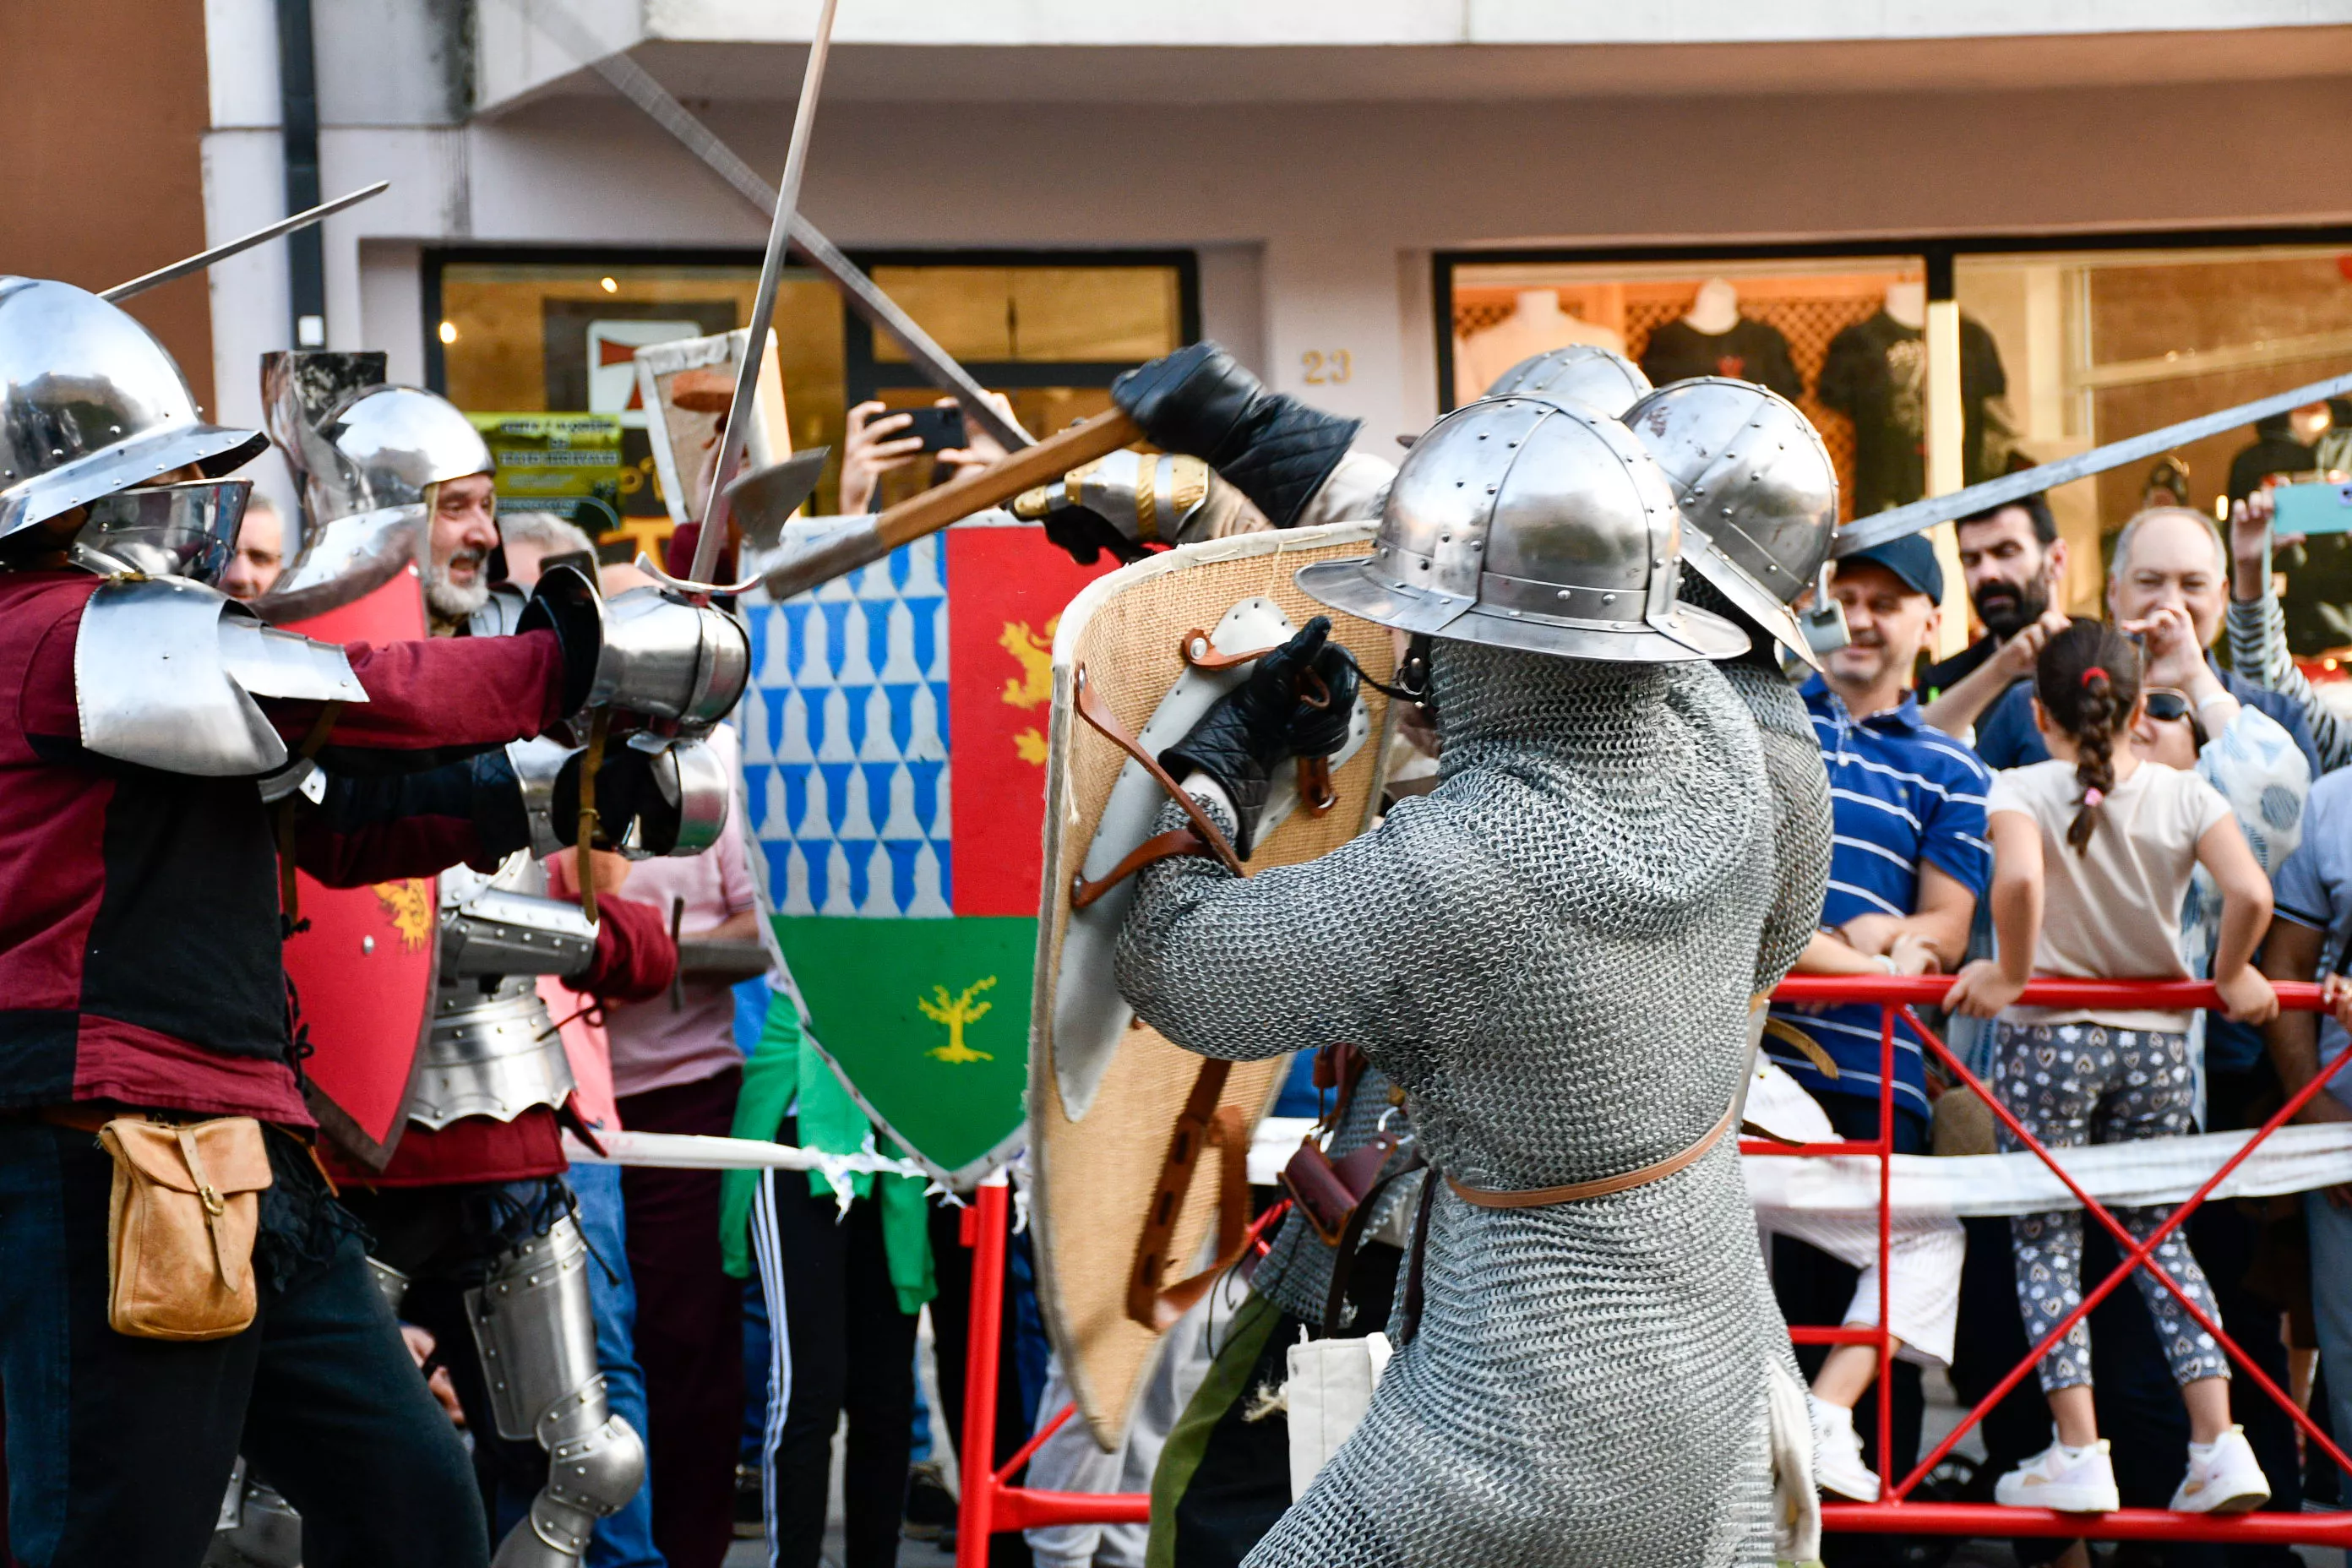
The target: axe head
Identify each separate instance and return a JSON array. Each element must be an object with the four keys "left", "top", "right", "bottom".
[{"left": 723, "top": 448, "right": 830, "bottom": 553}]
